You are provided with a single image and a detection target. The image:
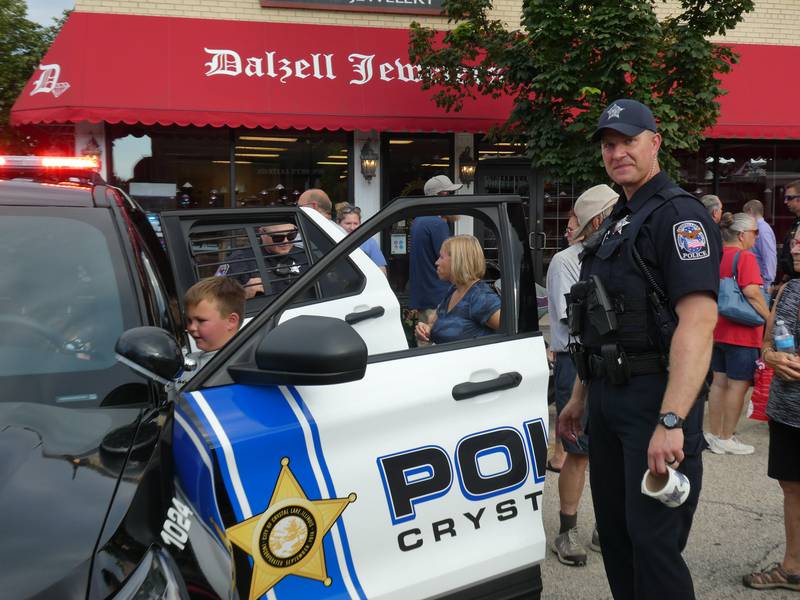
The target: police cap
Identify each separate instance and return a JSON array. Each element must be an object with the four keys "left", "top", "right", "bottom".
[{"left": 591, "top": 99, "right": 658, "bottom": 142}]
